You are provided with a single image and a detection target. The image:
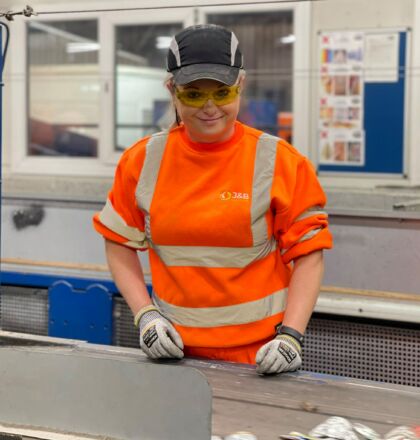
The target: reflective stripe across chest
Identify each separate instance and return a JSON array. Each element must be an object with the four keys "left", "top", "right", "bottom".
[{"left": 136, "top": 131, "right": 279, "bottom": 268}]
